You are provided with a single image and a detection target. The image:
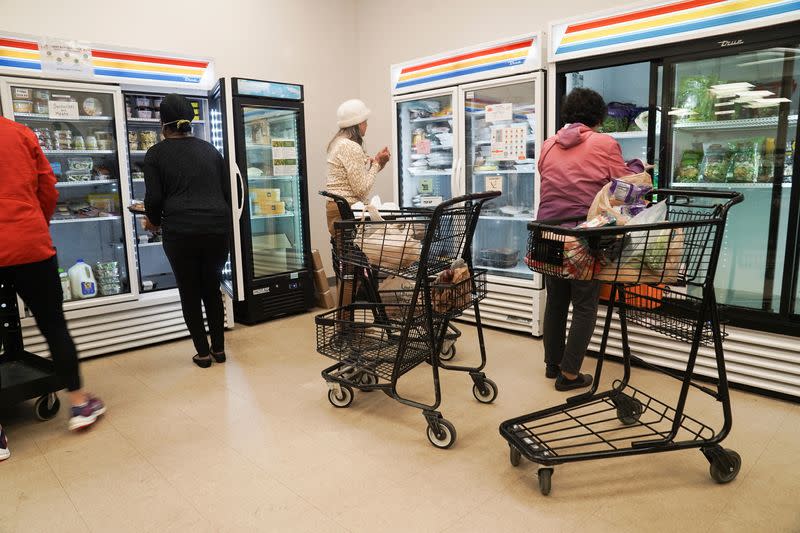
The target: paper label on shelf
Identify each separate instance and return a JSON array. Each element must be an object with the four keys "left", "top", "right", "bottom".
[
  {"left": 418, "top": 179, "right": 434, "bottom": 194},
  {"left": 485, "top": 103, "right": 512, "bottom": 123},
  {"left": 39, "top": 38, "right": 93, "bottom": 77},
  {"left": 48, "top": 100, "right": 80, "bottom": 120},
  {"left": 414, "top": 139, "right": 431, "bottom": 155},
  {"left": 490, "top": 125, "right": 527, "bottom": 161},
  {"left": 485, "top": 175, "right": 503, "bottom": 193}
]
